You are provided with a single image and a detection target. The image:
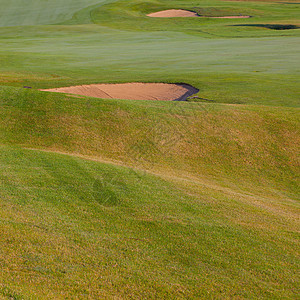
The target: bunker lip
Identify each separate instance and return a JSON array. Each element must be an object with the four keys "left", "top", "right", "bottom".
[
  {"left": 147, "top": 9, "right": 198, "bottom": 18},
  {"left": 147, "top": 9, "right": 251, "bottom": 19},
  {"left": 40, "top": 83, "right": 199, "bottom": 102},
  {"left": 173, "top": 83, "right": 199, "bottom": 101}
]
